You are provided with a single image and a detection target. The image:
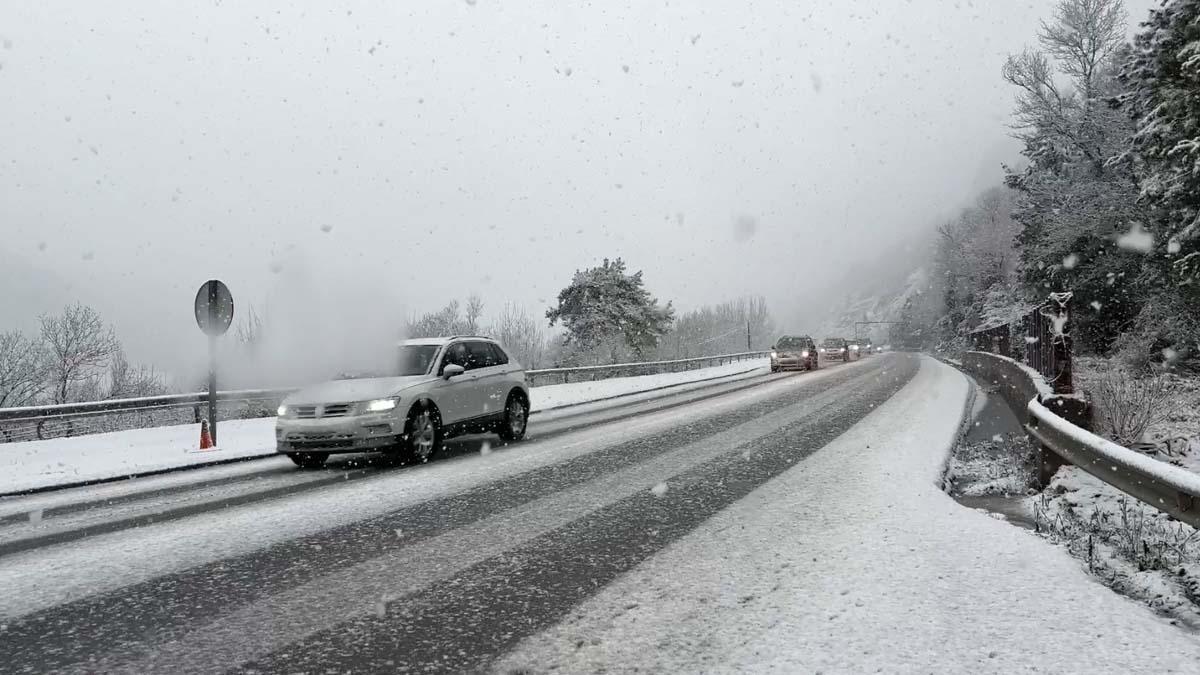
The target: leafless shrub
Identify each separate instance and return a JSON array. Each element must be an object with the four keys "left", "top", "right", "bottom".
[
  {"left": 1090, "top": 370, "right": 1177, "bottom": 446},
  {"left": 107, "top": 350, "right": 167, "bottom": 399}
]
